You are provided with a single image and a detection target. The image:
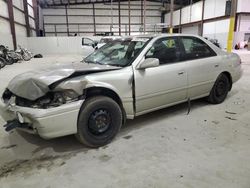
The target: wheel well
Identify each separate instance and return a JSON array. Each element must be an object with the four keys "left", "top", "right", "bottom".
[
  {"left": 84, "top": 87, "right": 126, "bottom": 124},
  {"left": 221, "top": 71, "right": 232, "bottom": 91}
]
